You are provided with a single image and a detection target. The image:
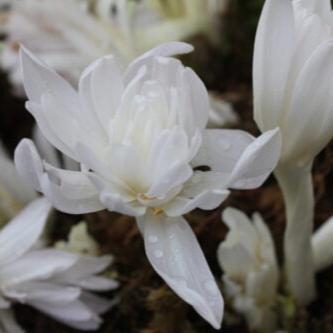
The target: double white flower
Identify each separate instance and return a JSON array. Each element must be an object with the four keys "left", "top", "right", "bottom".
[
  {"left": 253, "top": 0, "right": 333, "bottom": 304},
  {"left": 15, "top": 42, "right": 281, "bottom": 328},
  {"left": 218, "top": 208, "right": 279, "bottom": 333},
  {"left": 0, "top": 198, "right": 118, "bottom": 332}
]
